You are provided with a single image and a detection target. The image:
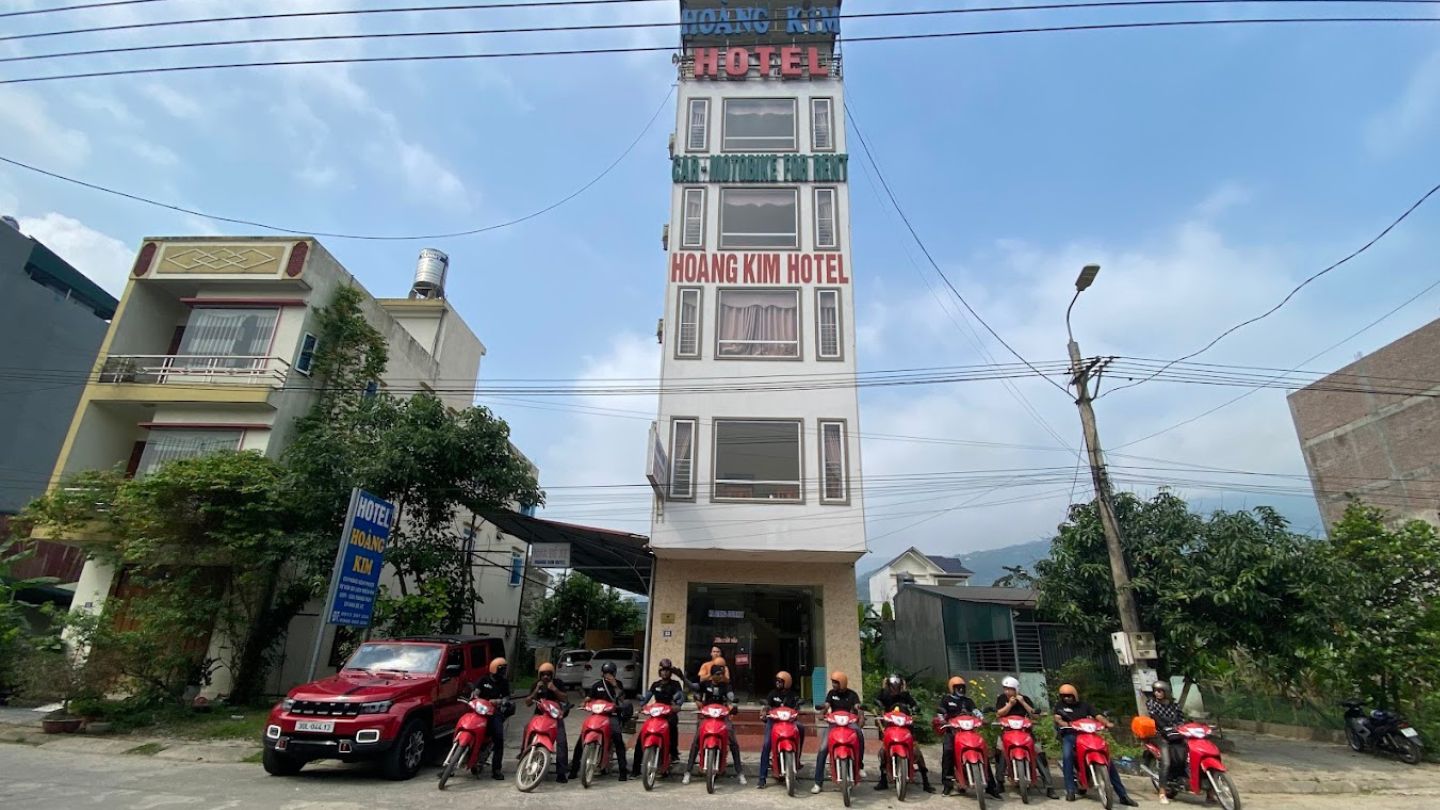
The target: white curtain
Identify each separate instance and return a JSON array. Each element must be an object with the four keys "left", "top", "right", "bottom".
[
  {"left": 823, "top": 423, "right": 846, "bottom": 501},
  {"left": 670, "top": 421, "right": 695, "bottom": 497},
  {"left": 136, "top": 429, "right": 243, "bottom": 476},
  {"left": 178, "top": 308, "right": 278, "bottom": 367},
  {"left": 717, "top": 292, "right": 798, "bottom": 357}
]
